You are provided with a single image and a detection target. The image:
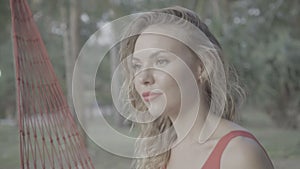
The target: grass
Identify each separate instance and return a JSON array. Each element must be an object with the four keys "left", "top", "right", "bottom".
[
  {"left": 0, "top": 109, "right": 299, "bottom": 169},
  {"left": 240, "top": 109, "right": 300, "bottom": 169},
  {"left": 0, "top": 125, "right": 20, "bottom": 169},
  {"left": 240, "top": 109, "right": 300, "bottom": 158}
]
